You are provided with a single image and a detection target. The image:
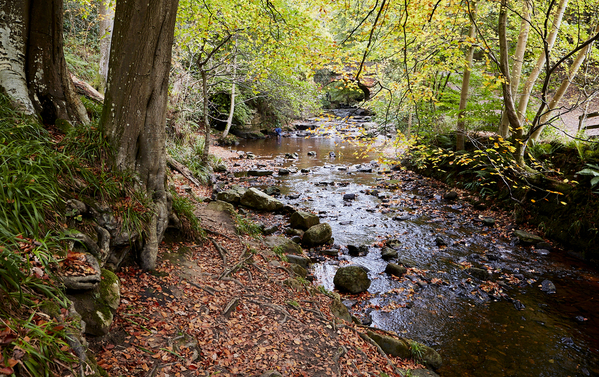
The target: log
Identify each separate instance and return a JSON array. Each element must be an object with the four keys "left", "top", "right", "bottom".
[
  {"left": 70, "top": 73, "right": 104, "bottom": 103},
  {"left": 166, "top": 155, "right": 202, "bottom": 187}
]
